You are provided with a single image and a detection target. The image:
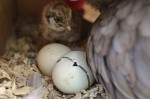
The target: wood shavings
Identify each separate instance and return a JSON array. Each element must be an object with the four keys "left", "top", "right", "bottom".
[
  {"left": 0, "top": 36, "right": 107, "bottom": 99},
  {"left": 12, "top": 86, "right": 33, "bottom": 96},
  {"left": 0, "top": 69, "right": 11, "bottom": 80},
  {"left": 0, "top": 86, "right": 12, "bottom": 99}
]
